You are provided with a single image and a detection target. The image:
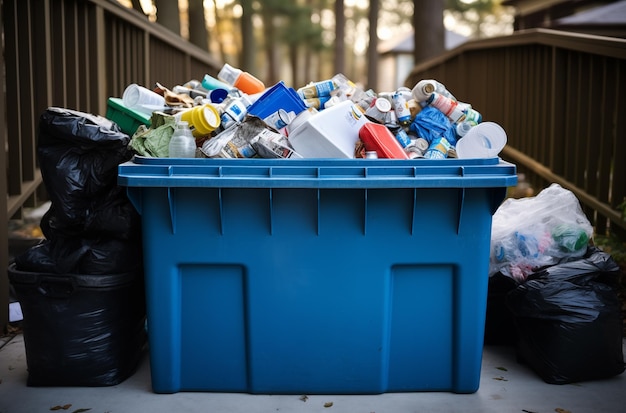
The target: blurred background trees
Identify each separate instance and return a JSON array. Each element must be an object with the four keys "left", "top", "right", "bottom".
[{"left": 116, "top": 0, "right": 512, "bottom": 89}]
